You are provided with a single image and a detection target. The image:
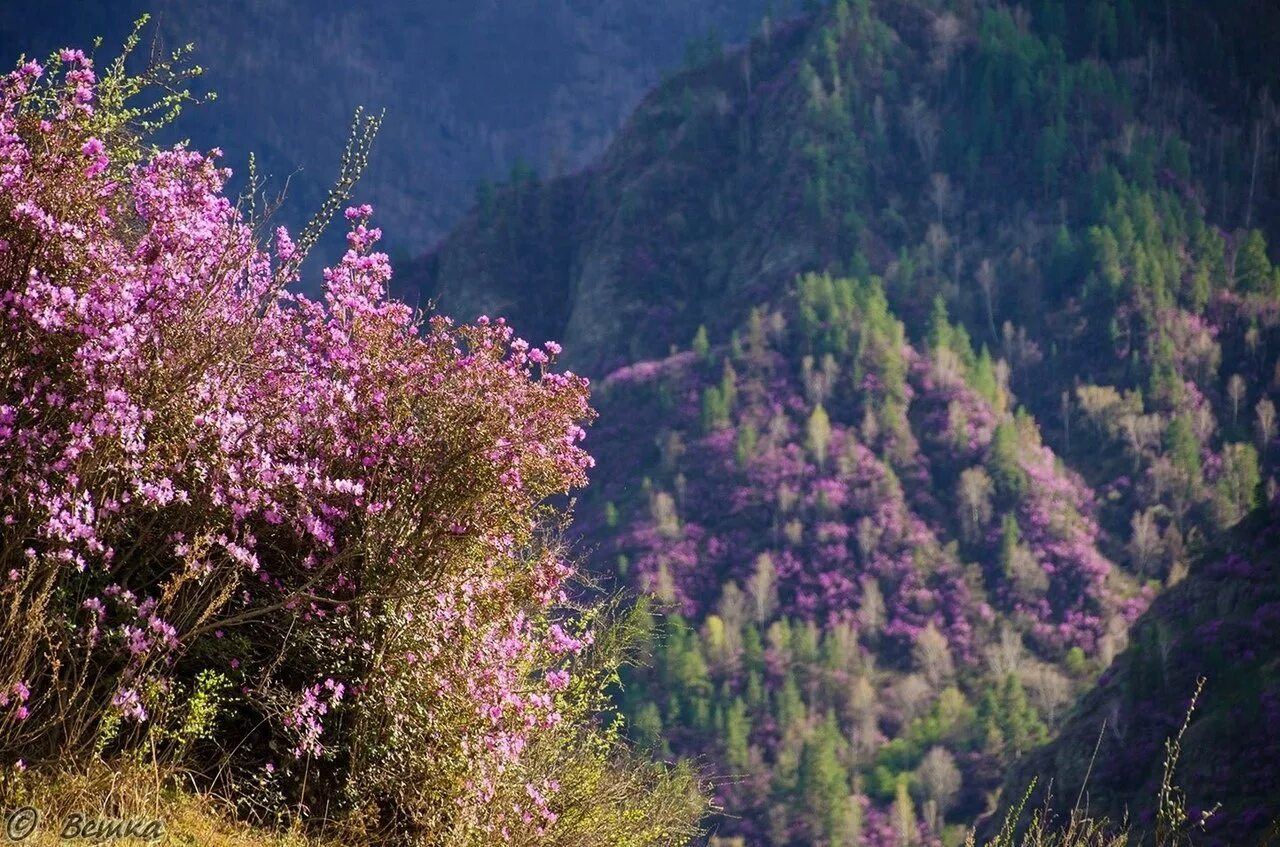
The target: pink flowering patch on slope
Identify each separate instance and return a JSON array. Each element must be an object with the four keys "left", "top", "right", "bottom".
[{"left": 598, "top": 304, "right": 1117, "bottom": 668}]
